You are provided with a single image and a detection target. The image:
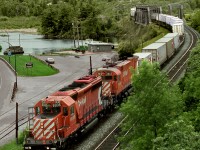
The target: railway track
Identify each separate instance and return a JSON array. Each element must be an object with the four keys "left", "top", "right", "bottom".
[
  {"left": 167, "top": 25, "right": 200, "bottom": 82},
  {"left": 94, "top": 25, "right": 199, "bottom": 150},
  {"left": 94, "top": 117, "right": 125, "bottom": 150}
]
